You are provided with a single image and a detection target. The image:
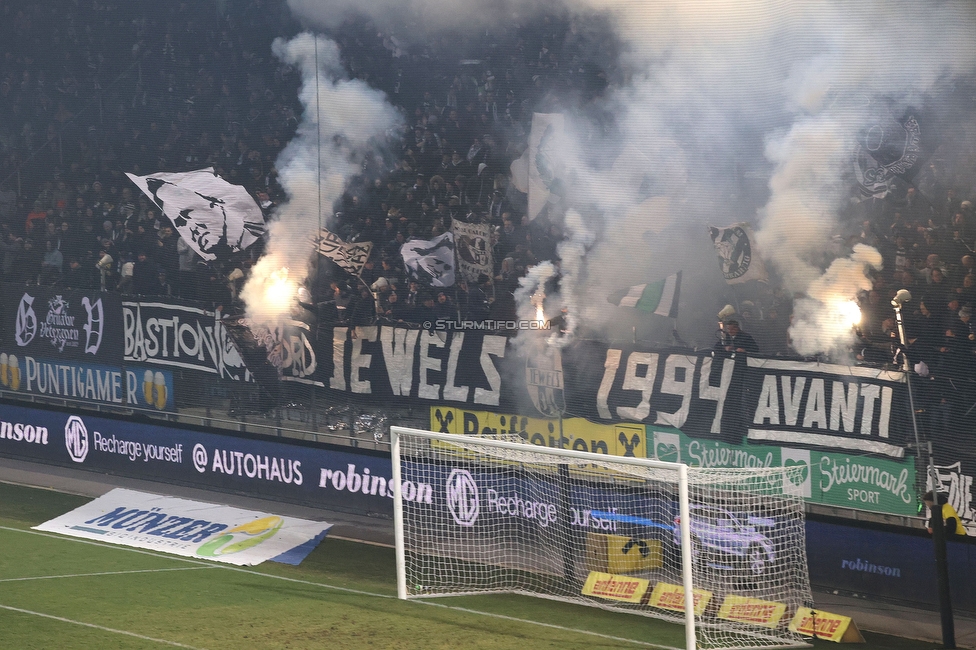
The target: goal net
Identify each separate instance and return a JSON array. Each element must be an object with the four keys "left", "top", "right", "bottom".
[{"left": 391, "top": 426, "right": 812, "bottom": 650}]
